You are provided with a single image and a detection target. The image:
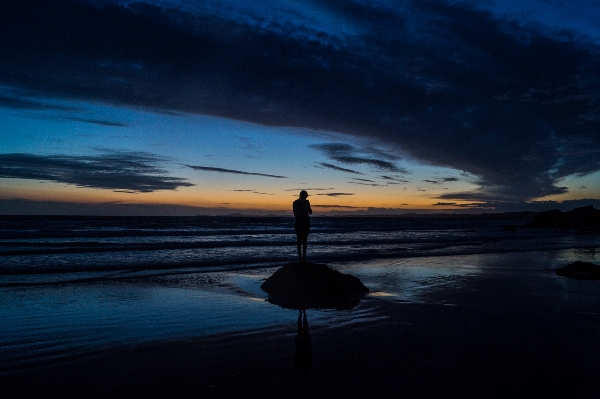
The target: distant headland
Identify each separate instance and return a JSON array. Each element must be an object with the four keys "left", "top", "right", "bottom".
[{"left": 524, "top": 205, "right": 600, "bottom": 233}]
